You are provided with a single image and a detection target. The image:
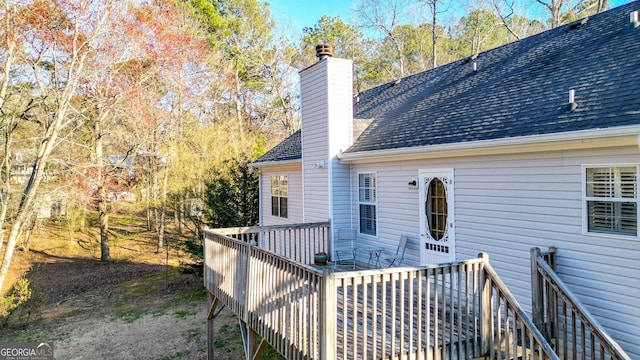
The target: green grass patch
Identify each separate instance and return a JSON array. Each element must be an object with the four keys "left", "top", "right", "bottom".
[
  {"left": 118, "top": 271, "right": 175, "bottom": 297},
  {"left": 2, "top": 324, "right": 71, "bottom": 343},
  {"left": 212, "top": 338, "right": 227, "bottom": 349},
  {"left": 174, "top": 309, "right": 197, "bottom": 319},
  {"left": 115, "top": 308, "right": 142, "bottom": 323},
  {"left": 169, "top": 287, "right": 207, "bottom": 307},
  {"left": 111, "top": 216, "right": 140, "bottom": 226},
  {"left": 156, "top": 350, "right": 191, "bottom": 360},
  {"left": 184, "top": 329, "right": 199, "bottom": 342},
  {"left": 85, "top": 214, "right": 100, "bottom": 227}
]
